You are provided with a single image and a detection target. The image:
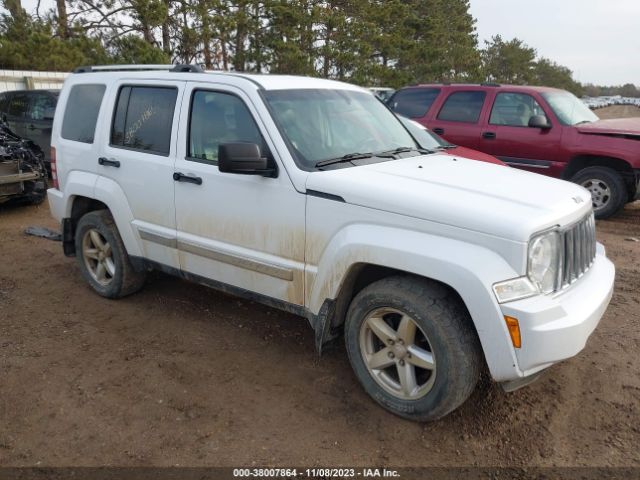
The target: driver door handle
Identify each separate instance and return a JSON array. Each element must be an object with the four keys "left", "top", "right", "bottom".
[{"left": 483, "top": 131, "right": 497, "bottom": 139}]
